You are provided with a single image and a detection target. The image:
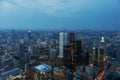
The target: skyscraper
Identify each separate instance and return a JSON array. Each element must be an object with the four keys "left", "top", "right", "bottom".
[
  {"left": 63, "top": 40, "right": 83, "bottom": 68},
  {"left": 19, "top": 39, "right": 26, "bottom": 71},
  {"left": 116, "top": 43, "right": 120, "bottom": 62},
  {"left": 92, "top": 46, "right": 99, "bottom": 66},
  {"left": 58, "top": 32, "right": 69, "bottom": 58},
  {"left": 98, "top": 37, "right": 106, "bottom": 70},
  {"left": 27, "top": 30, "right": 32, "bottom": 39},
  {"left": 71, "top": 41, "right": 82, "bottom": 64},
  {"left": 63, "top": 46, "right": 71, "bottom": 68},
  {"left": 70, "top": 32, "right": 75, "bottom": 43}
]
